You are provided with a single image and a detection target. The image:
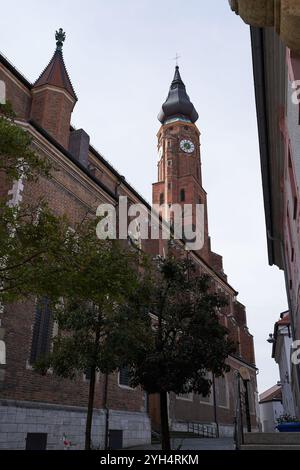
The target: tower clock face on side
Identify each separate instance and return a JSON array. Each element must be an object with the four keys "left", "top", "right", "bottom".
[{"left": 180, "top": 139, "right": 195, "bottom": 154}]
